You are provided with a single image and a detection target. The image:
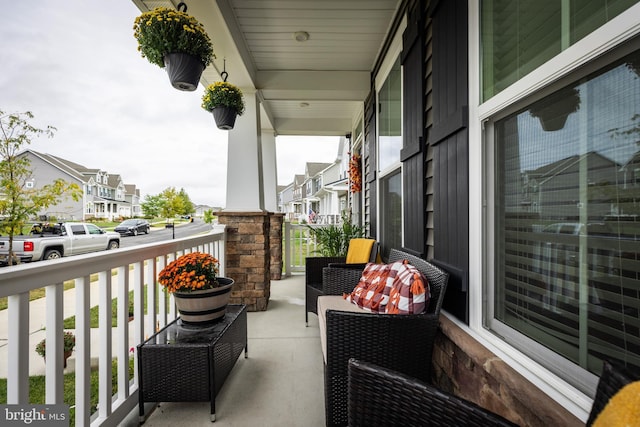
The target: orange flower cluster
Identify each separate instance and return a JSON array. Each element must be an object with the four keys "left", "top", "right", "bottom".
[
  {"left": 349, "top": 152, "right": 362, "bottom": 193},
  {"left": 158, "top": 252, "right": 219, "bottom": 293}
]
